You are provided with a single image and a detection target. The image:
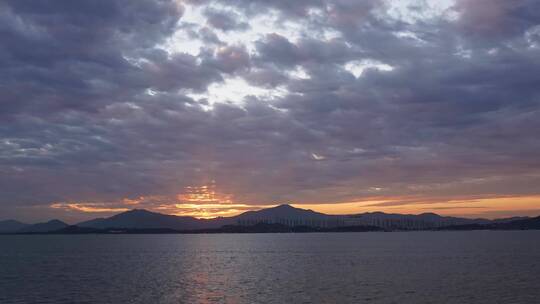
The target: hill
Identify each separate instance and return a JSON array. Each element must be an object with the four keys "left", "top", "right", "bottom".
[
  {"left": 77, "top": 209, "right": 210, "bottom": 230},
  {"left": 235, "top": 204, "right": 329, "bottom": 220},
  {"left": 441, "top": 216, "right": 540, "bottom": 231},
  {"left": 0, "top": 220, "right": 29, "bottom": 233},
  {"left": 76, "top": 204, "right": 336, "bottom": 230},
  {"left": 346, "top": 211, "right": 492, "bottom": 230},
  {"left": 2, "top": 204, "right": 539, "bottom": 233},
  {"left": 18, "top": 220, "right": 68, "bottom": 233}
]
